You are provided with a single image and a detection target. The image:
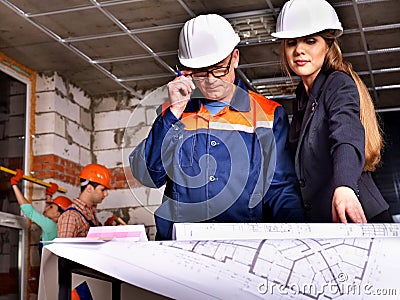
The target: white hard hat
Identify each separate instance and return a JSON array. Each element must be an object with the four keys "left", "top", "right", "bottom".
[
  {"left": 178, "top": 14, "right": 240, "bottom": 68},
  {"left": 271, "top": 0, "right": 343, "bottom": 39}
]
